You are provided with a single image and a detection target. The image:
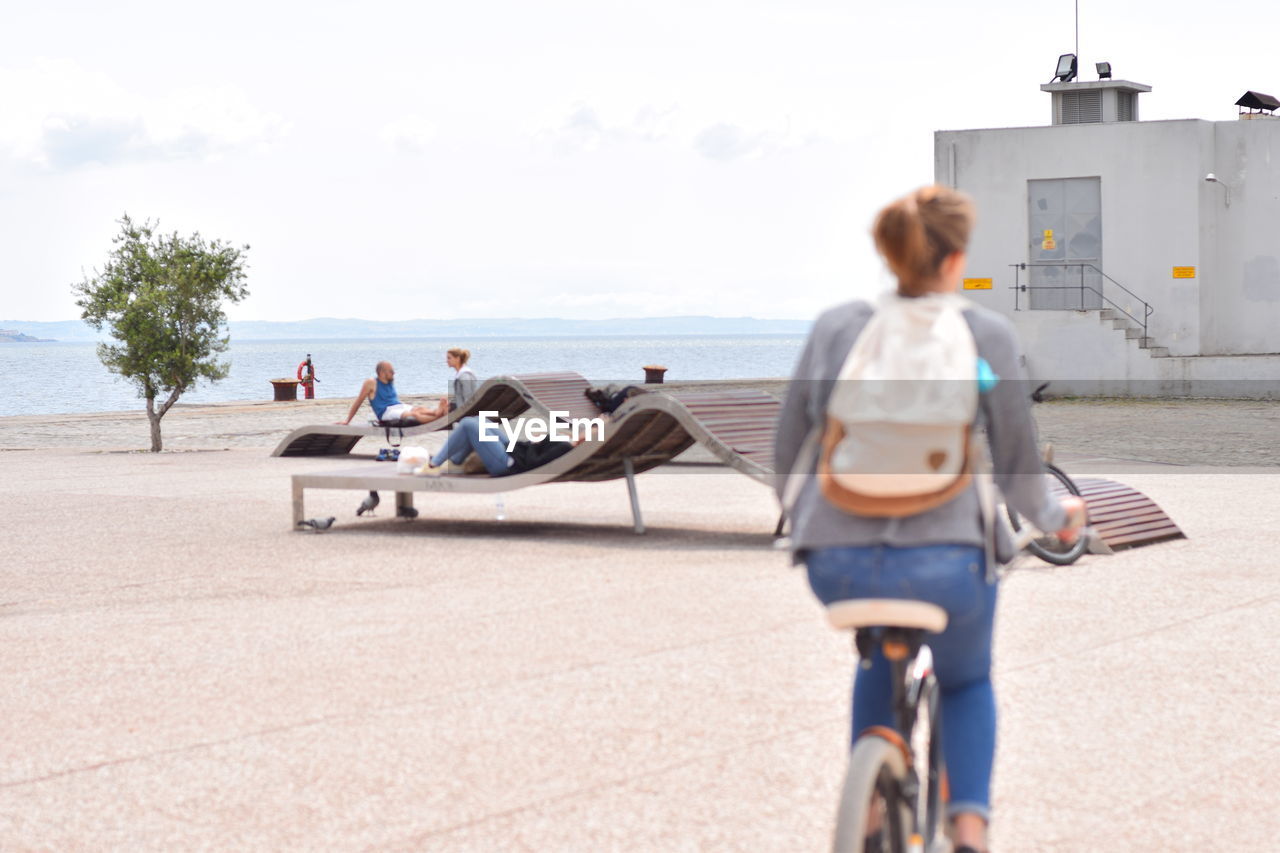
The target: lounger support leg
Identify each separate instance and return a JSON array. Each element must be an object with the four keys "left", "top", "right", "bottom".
[
  {"left": 623, "top": 457, "right": 645, "bottom": 535},
  {"left": 292, "top": 480, "right": 305, "bottom": 528},
  {"left": 396, "top": 491, "right": 414, "bottom": 516},
  {"left": 773, "top": 511, "right": 786, "bottom": 537}
]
